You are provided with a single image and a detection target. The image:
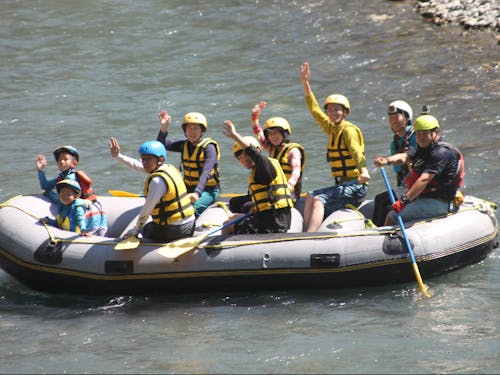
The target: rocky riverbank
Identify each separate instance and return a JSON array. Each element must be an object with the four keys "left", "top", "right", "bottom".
[{"left": 416, "top": 0, "right": 499, "bottom": 34}]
